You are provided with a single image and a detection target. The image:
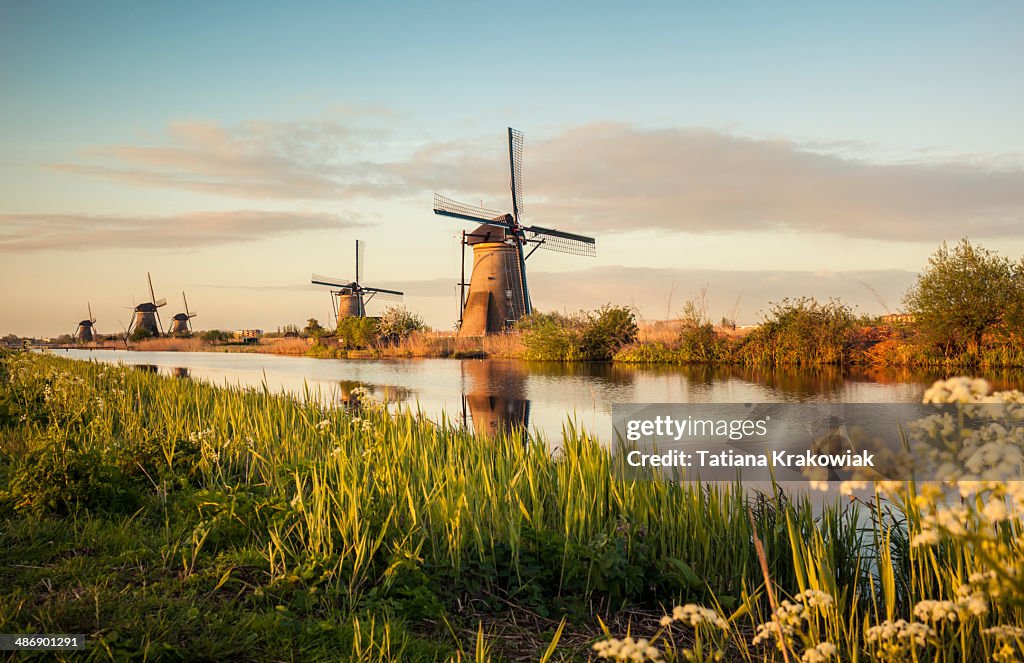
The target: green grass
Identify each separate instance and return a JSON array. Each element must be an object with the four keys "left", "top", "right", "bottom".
[{"left": 1, "top": 352, "right": 1023, "bottom": 661}]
